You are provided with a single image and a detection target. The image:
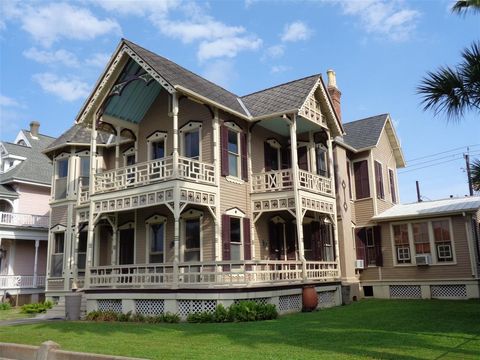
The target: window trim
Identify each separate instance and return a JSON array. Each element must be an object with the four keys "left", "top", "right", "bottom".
[
  {"left": 229, "top": 216, "right": 244, "bottom": 262},
  {"left": 227, "top": 128, "right": 241, "bottom": 179},
  {"left": 146, "top": 131, "right": 168, "bottom": 161},
  {"left": 53, "top": 153, "right": 70, "bottom": 200},
  {"left": 374, "top": 160, "right": 385, "bottom": 200},
  {"left": 50, "top": 226, "right": 66, "bottom": 277},
  {"left": 123, "top": 146, "right": 136, "bottom": 166},
  {"left": 388, "top": 167, "right": 397, "bottom": 203},
  {"left": 180, "top": 209, "right": 203, "bottom": 262},
  {"left": 117, "top": 221, "right": 136, "bottom": 265},
  {"left": 145, "top": 215, "right": 167, "bottom": 264},
  {"left": 352, "top": 158, "right": 371, "bottom": 200},
  {"left": 179, "top": 121, "right": 202, "bottom": 161}
]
